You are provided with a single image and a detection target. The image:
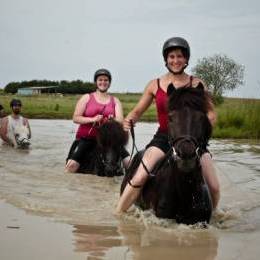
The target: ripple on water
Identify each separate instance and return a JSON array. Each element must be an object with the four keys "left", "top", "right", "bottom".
[{"left": 1, "top": 120, "right": 260, "bottom": 233}]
